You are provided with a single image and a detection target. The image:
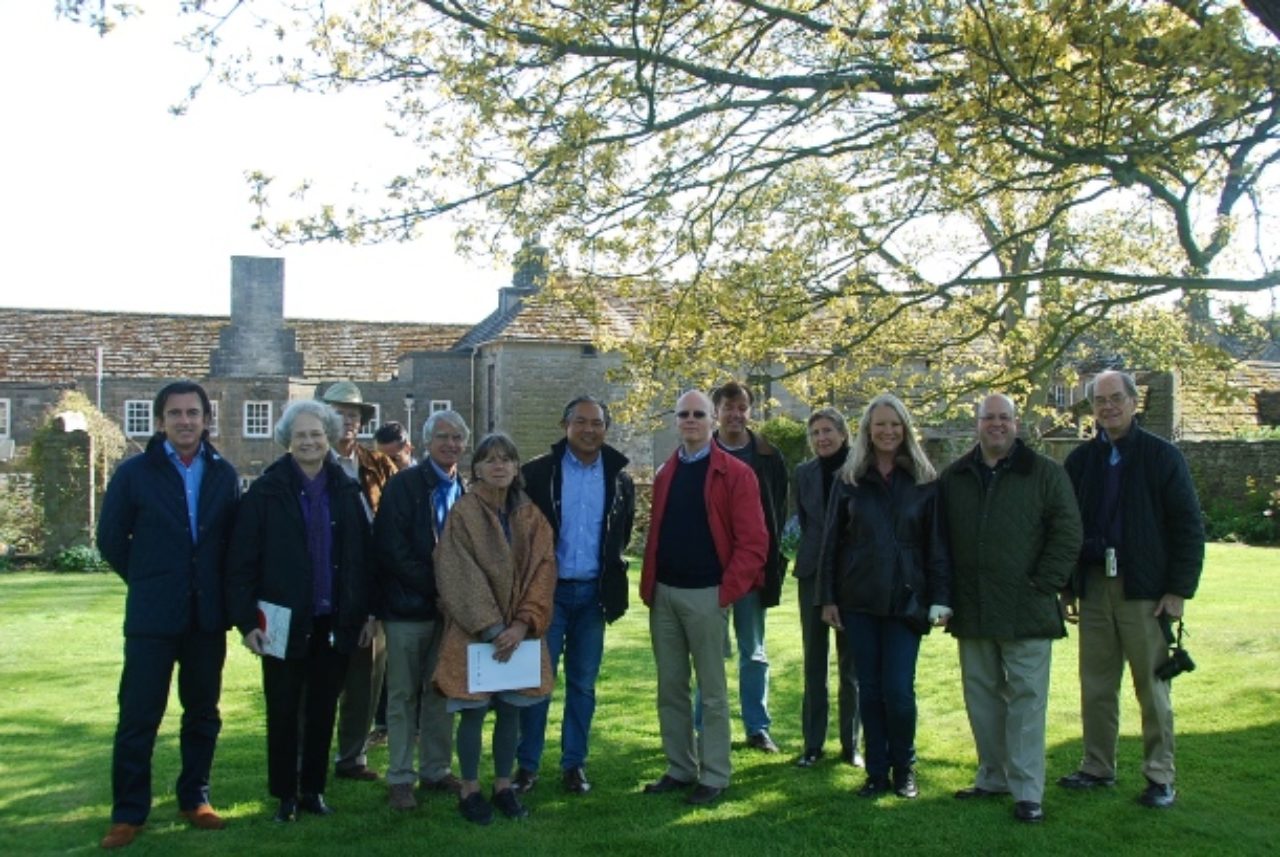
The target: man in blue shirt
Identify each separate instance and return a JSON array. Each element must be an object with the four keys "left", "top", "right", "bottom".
[
  {"left": 513, "top": 396, "right": 635, "bottom": 795},
  {"left": 97, "top": 381, "right": 241, "bottom": 849}
]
